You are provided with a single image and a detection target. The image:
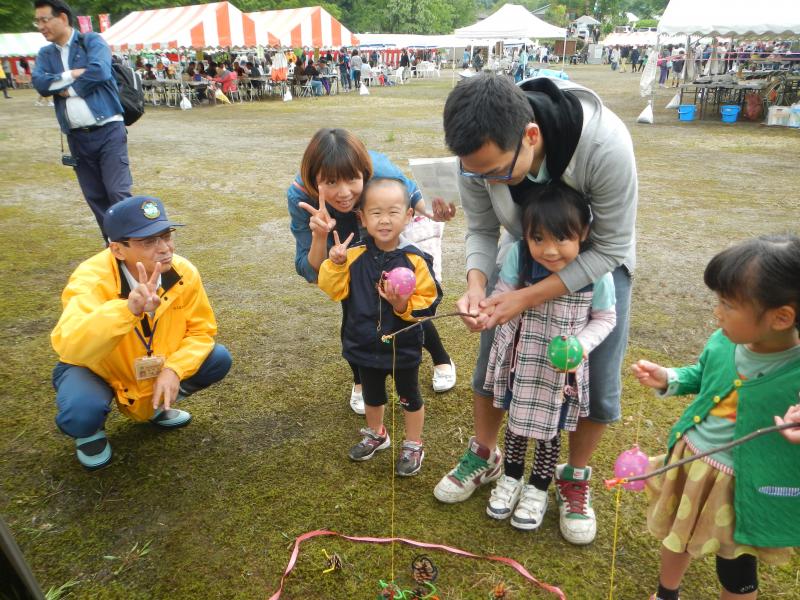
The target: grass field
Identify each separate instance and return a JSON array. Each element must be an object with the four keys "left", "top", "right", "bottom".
[{"left": 1, "top": 64, "right": 798, "bottom": 599}]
